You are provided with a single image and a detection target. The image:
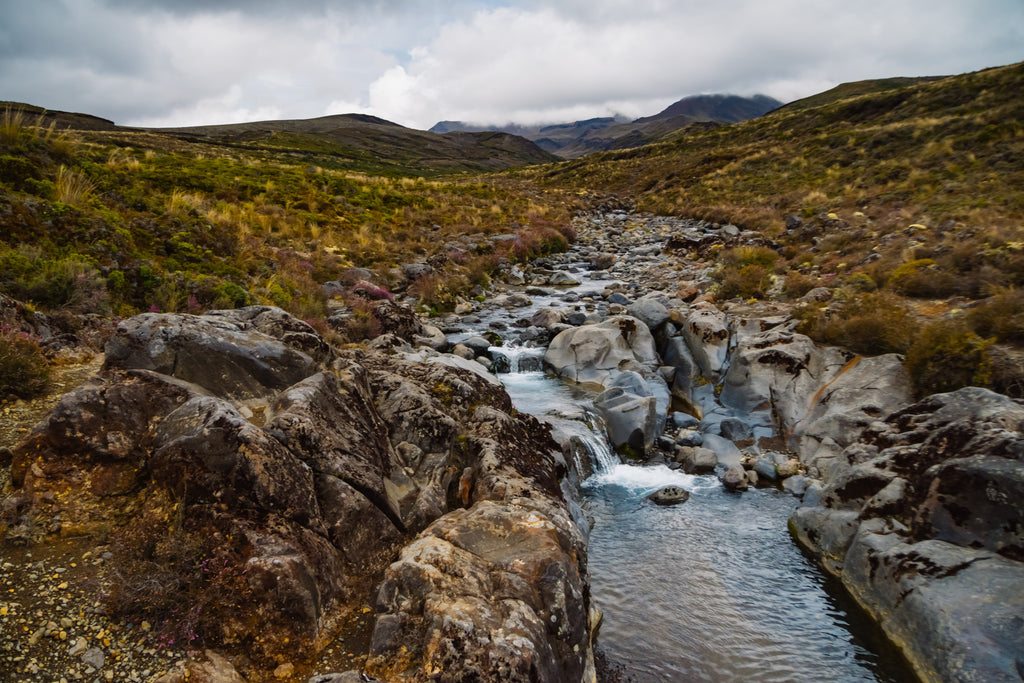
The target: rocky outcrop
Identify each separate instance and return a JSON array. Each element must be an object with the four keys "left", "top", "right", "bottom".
[
  {"left": 789, "top": 388, "right": 1024, "bottom": 682},
  {"left": 543, "top": 316, "right": 658, "bottom": 387},
  {"left": 3, "top": 306, "right": 593, "bottom": 678}
]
